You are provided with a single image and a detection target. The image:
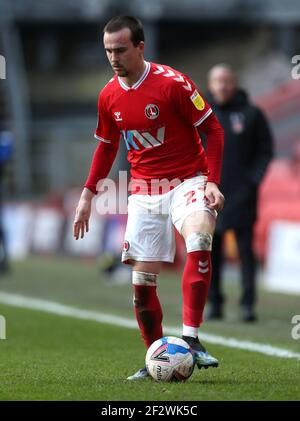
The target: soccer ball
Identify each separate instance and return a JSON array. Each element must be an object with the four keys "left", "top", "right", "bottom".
[{"left": 145, "top": 336, "right": 195, "bottom": 382}]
